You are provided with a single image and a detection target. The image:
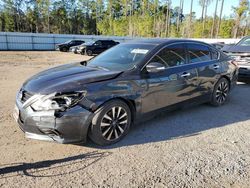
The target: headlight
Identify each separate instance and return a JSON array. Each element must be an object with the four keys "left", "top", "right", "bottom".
[{"left": 29, "top": 92, "right": 86, "bottom": 111}]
